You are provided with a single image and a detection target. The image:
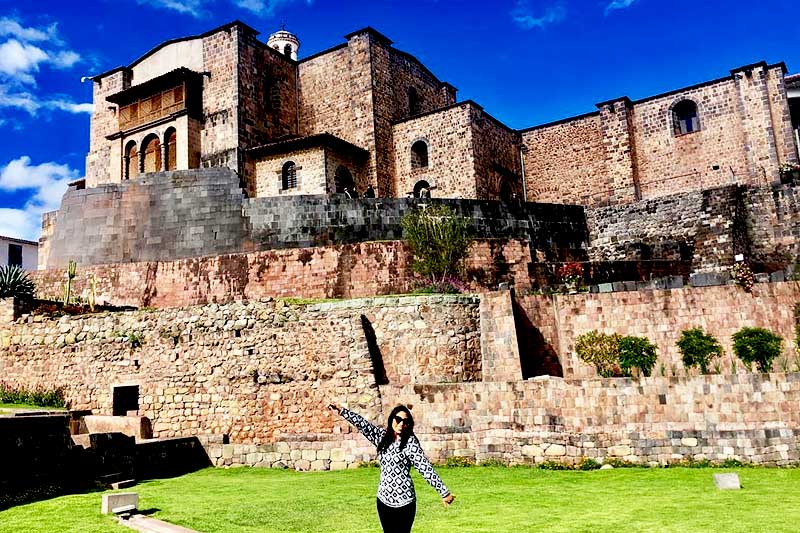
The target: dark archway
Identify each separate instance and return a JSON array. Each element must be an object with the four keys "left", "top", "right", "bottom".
[
  {"left": 334, "top": 165, "right": 354, "bottom": 194},
  {"left": 411, "top": 140, "right": 428, "bottom": 169},
  {"left": 164, "top": 128, "right": 177, "bottom": 171},
  {"left": 141, "top": 134, "right": 161, "bottom": 173},
  {"left": 282, "top": 161, "right": 297, "bottom": 189},
  {"left": 413, "top": 180, "right": 431, "bottom": 199},
  {"left": 125, "top": 141, "right": 138, "bottom": 180}
]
